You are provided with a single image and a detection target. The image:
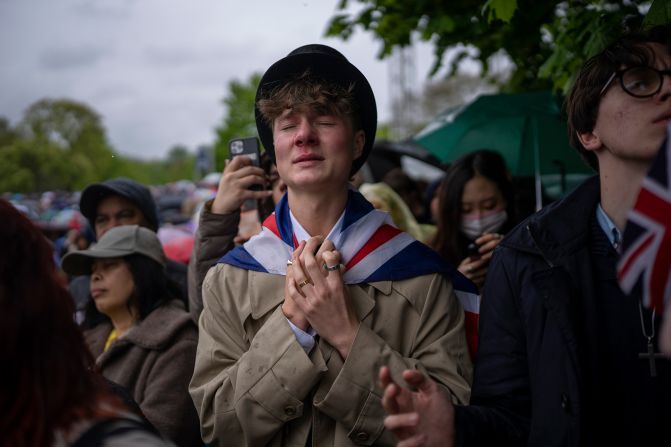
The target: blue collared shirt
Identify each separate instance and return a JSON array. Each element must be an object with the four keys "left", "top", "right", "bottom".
[
  {"left": 286, "top": 319, "right": 317, "bottom": 354},
  {"left": 596, "top": 203, "right": 622, "bottom": 252}
]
